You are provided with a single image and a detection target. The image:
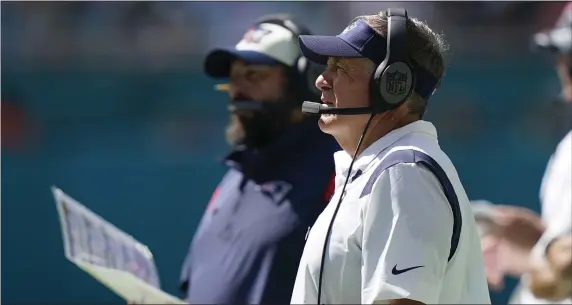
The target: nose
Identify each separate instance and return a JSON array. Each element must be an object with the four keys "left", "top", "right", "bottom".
[
  {"left": 228, "top": 81, "right": 247, "bottom": 100},
  {"left": 315, "top": 73, "right": 332, "bottom": 92}
]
